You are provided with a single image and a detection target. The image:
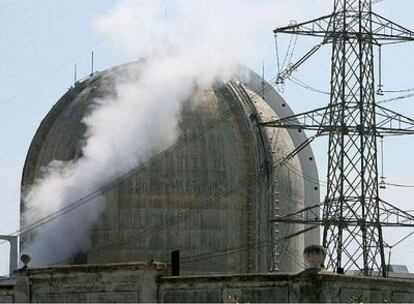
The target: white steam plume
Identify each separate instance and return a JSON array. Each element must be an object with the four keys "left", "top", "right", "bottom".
[{"left": 22, "top": 0, "right": 328, "bottom": 265}]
